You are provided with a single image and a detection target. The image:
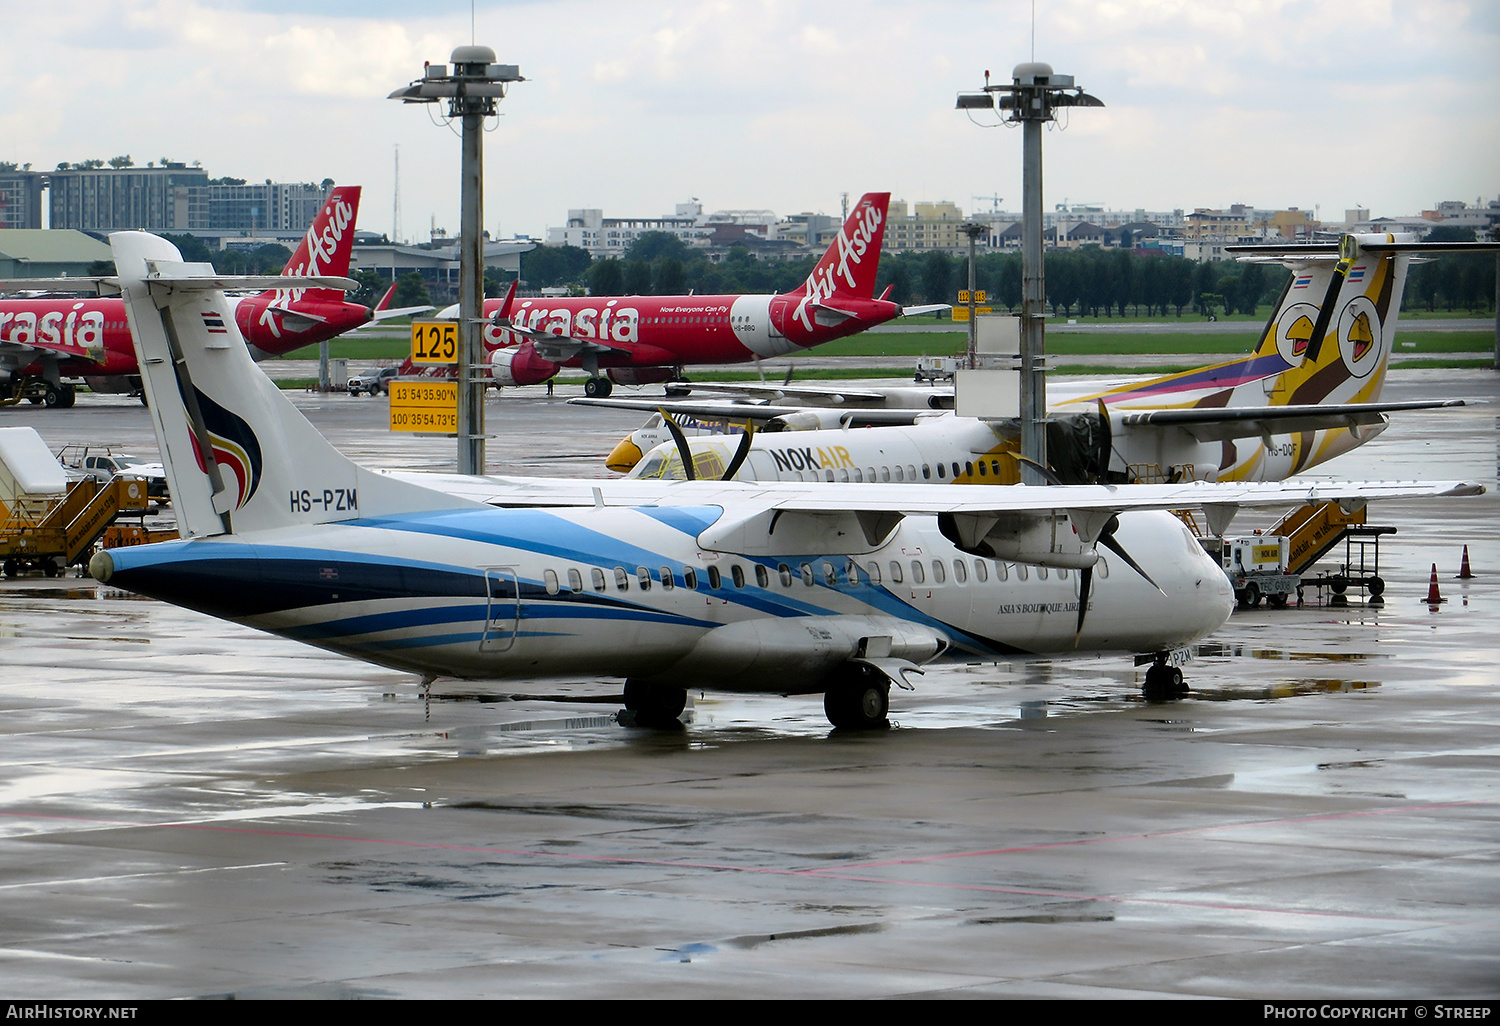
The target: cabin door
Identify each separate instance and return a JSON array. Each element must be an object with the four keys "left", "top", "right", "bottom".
[{"left": 482, "top": 567, "right": 519, "bottom": 652}]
